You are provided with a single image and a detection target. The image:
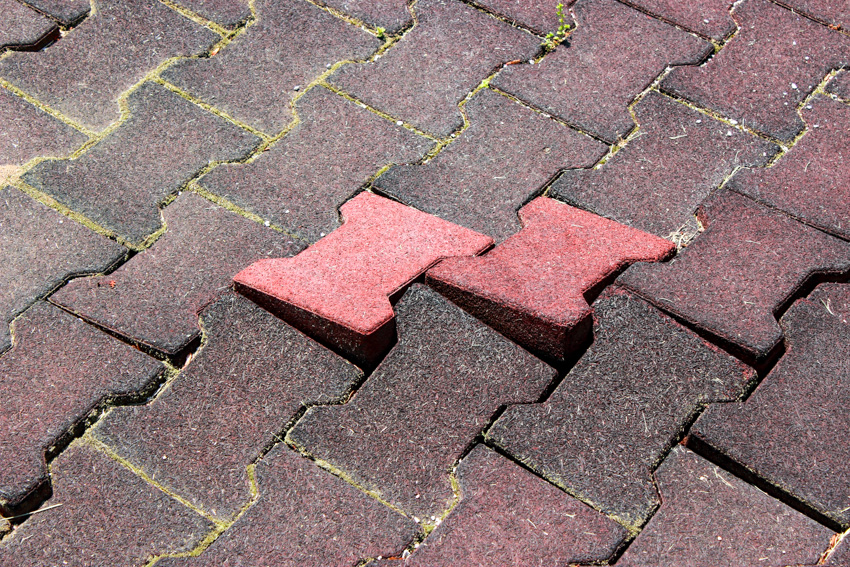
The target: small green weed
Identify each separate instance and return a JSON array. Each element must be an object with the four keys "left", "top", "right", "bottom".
[
  {"left": 542, "top": 3, "right": 571, "bottom": 51},
  {"left": 376, "top": 26, "right": 387, "bottom": 39}
]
